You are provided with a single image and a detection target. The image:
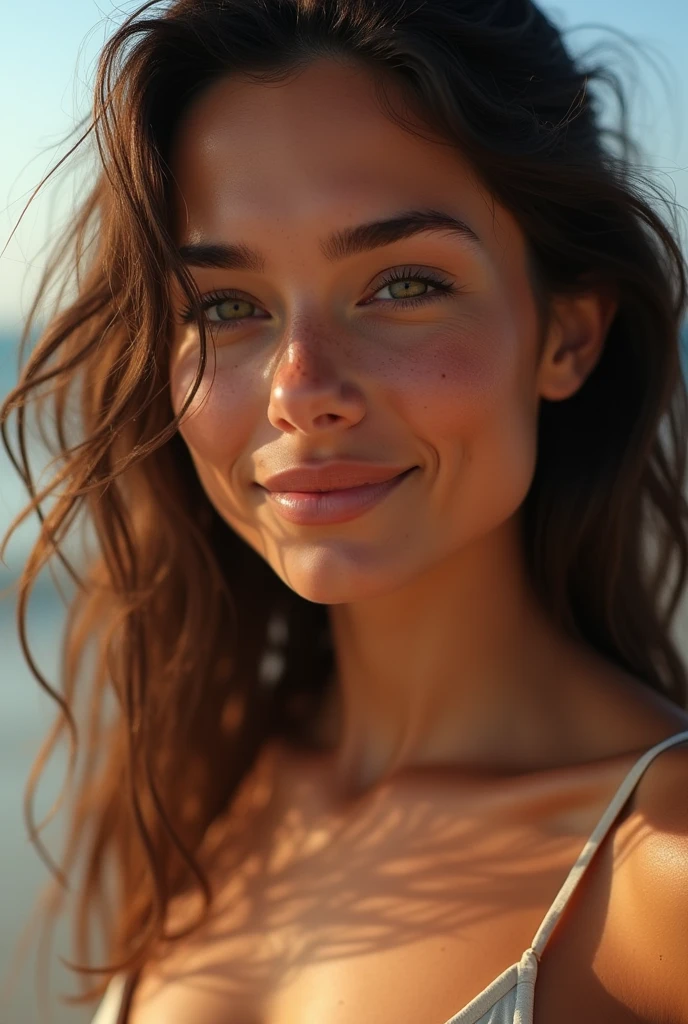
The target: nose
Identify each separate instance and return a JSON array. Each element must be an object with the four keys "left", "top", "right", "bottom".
[{"left": 267, "top": 330, "right": 366, "bottom": 435}]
